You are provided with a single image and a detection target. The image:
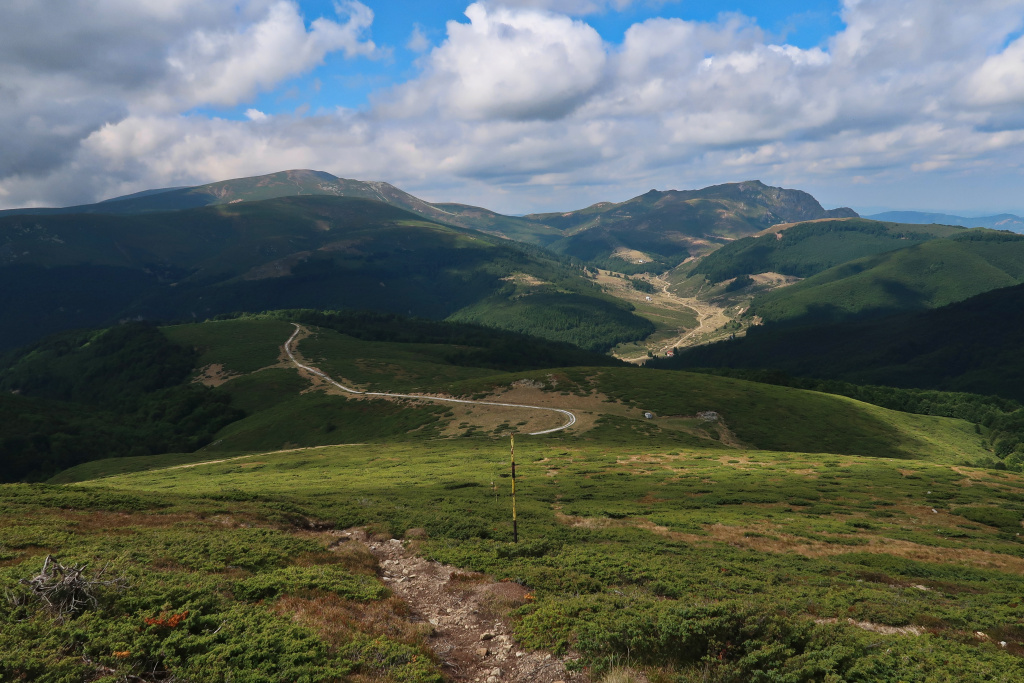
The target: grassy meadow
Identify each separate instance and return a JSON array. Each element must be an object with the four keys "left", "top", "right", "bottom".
[{"left": 2, "top": 316, "right": 1023, "bottom": 681}]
